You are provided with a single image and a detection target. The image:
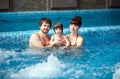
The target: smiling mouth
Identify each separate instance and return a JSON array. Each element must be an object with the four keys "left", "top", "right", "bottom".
[{"left": 44, "top": 29, "right": 49, "bottom": 31}]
